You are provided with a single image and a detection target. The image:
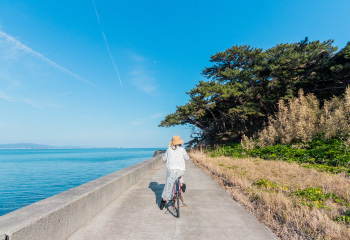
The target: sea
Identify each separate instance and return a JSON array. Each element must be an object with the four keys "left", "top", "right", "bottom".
[{"left": 0, "top": 148, "right": 161, "bottom": 216}]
